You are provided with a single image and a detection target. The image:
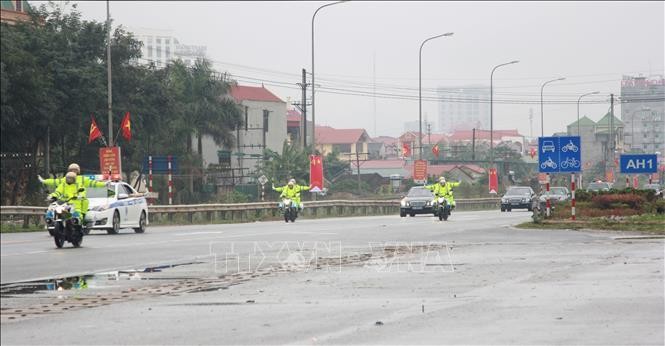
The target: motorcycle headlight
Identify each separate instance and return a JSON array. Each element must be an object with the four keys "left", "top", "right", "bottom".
[{"left": 426, "top": 201, "right": 431, "bottom": 206}]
